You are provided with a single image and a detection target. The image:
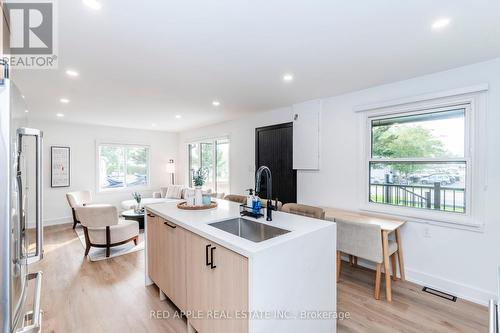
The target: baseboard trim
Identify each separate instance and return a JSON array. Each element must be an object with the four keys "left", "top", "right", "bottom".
[
  {"left": 28, "top": 216, "right": 73, "bottom": 227},
  {"left": 341, "top": 255, "right": 494, "bottom": 306},
  {"left": 405, "top": 268, "right": 494, "bottom": 306}
]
